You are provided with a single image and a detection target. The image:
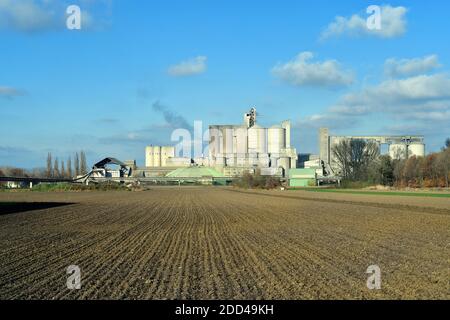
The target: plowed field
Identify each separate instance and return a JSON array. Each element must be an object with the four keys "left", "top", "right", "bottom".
[{"left": 0, "top": 187, "right": 448, "bottom": 299}]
